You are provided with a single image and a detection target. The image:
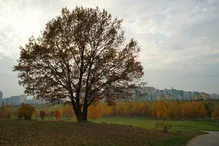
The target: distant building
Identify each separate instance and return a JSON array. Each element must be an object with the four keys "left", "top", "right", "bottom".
[
  {"left": 0, "top": 94, "right": 47, "bottom": 106},
  {"left": 145, "top": 87, "right": 156, "bottom": 93},
  {"left": 1, "top": 95, "right": 27, "bottom": 106}
]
